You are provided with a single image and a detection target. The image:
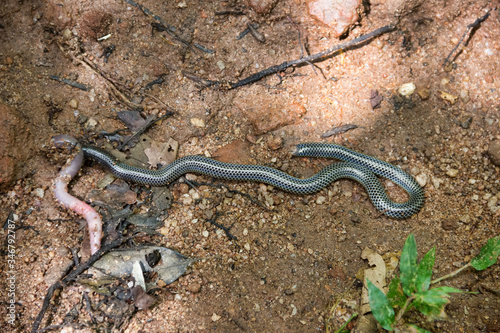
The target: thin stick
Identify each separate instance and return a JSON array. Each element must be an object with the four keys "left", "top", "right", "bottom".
[
  {"left": 31, "top": 236, "right": 128, "bottom": 333},
  {"left": 431, "top": 262, "right": 472, "bottom": 285},
  {"left": 443, "top": 10, "right": 491, "bottom": 67},
  {"left": 225, "top": 25, "right": 395, "bottom": 89}
]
